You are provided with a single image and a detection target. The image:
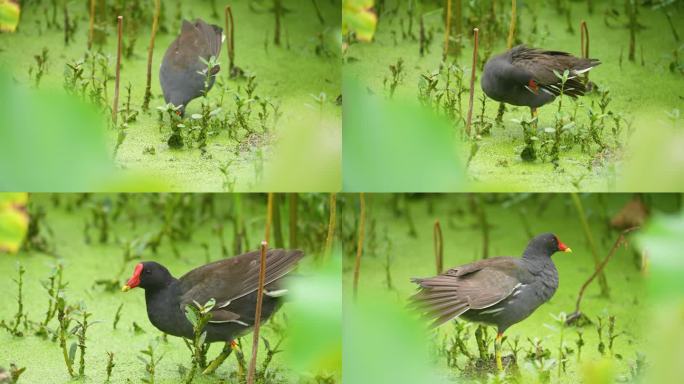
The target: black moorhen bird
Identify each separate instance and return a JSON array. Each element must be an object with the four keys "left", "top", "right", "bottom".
[
  {"left": 160, "top": 19, "right": 223, "bottom": 117},
  {"left": 481, "top": 45, "right": 600, "bottom": 117},
  {"left": 121, "top": 249, "right": 303, "bottom": 345},
  {"left": 411, "top": 233, "right": 572, "bottom": 371}
]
